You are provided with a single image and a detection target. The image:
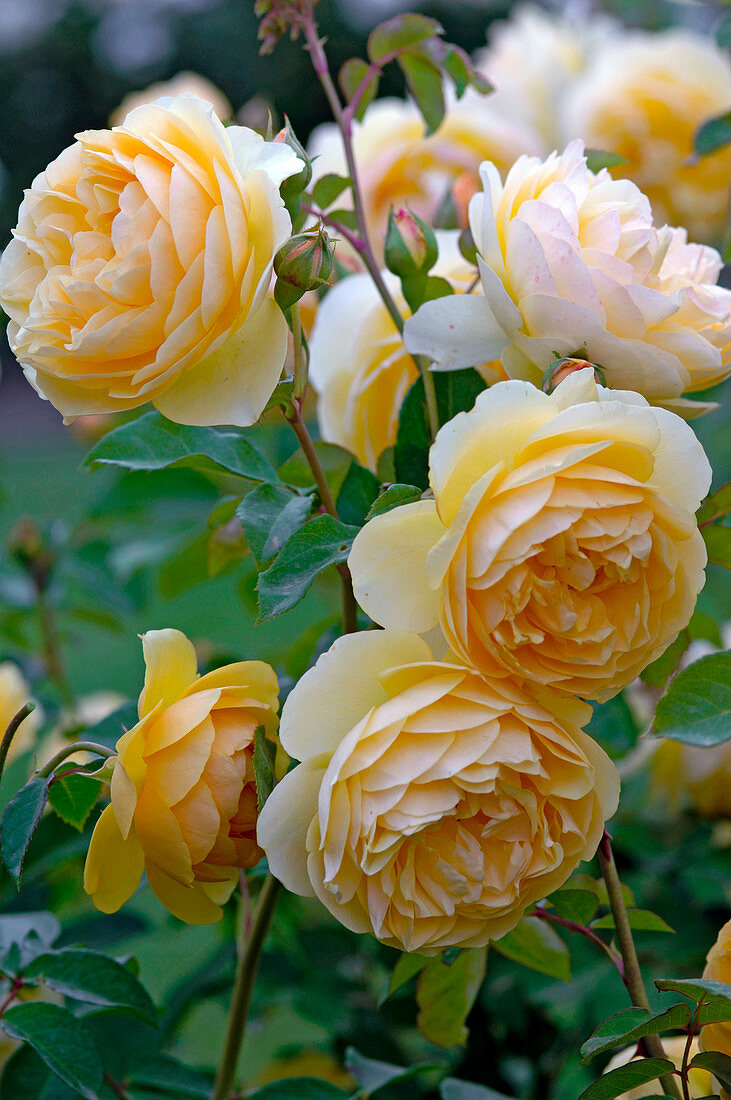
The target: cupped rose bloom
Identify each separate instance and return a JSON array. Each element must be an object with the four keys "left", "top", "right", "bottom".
[
  {"left": 701, "top": 918, "right": 731, "bottom": 1074},
  {"left": 258, "top": 631, "right": 618, "bottom": 954},
  {"left": 605, "top": 1036, "right": 713, "bottom": 1099},
  {"left": 476, "top": 4, "right": 615, "bottom": 151},
  {"left": 309, "top": 232, "right": 505, "bottom": 470},
  {"left": 308, "top": 94, "right": 542, "bottom": 243},
  {"left": 650, "top": 737, "right": 731, "bottom": 818},
  {"left": 0, "top": 95, "right": 302, "bottom": 426},
  {"left": 84, "top": 629, "right": 279, "bottom": 924},
  {"left": 404, "top": 141, "right": 731, "bottom": 418},
  {"left": 566, "top": 30, "right": 731, "bottom": 245},
  {"left": 0, "top": 662, "right": 41, "bottom": 762},
  {"left": 349, "top": 369, "right": 711, "bottom": 702},
  {"left": 110, "top": 72, "right": 233, "bottom": 126}
]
